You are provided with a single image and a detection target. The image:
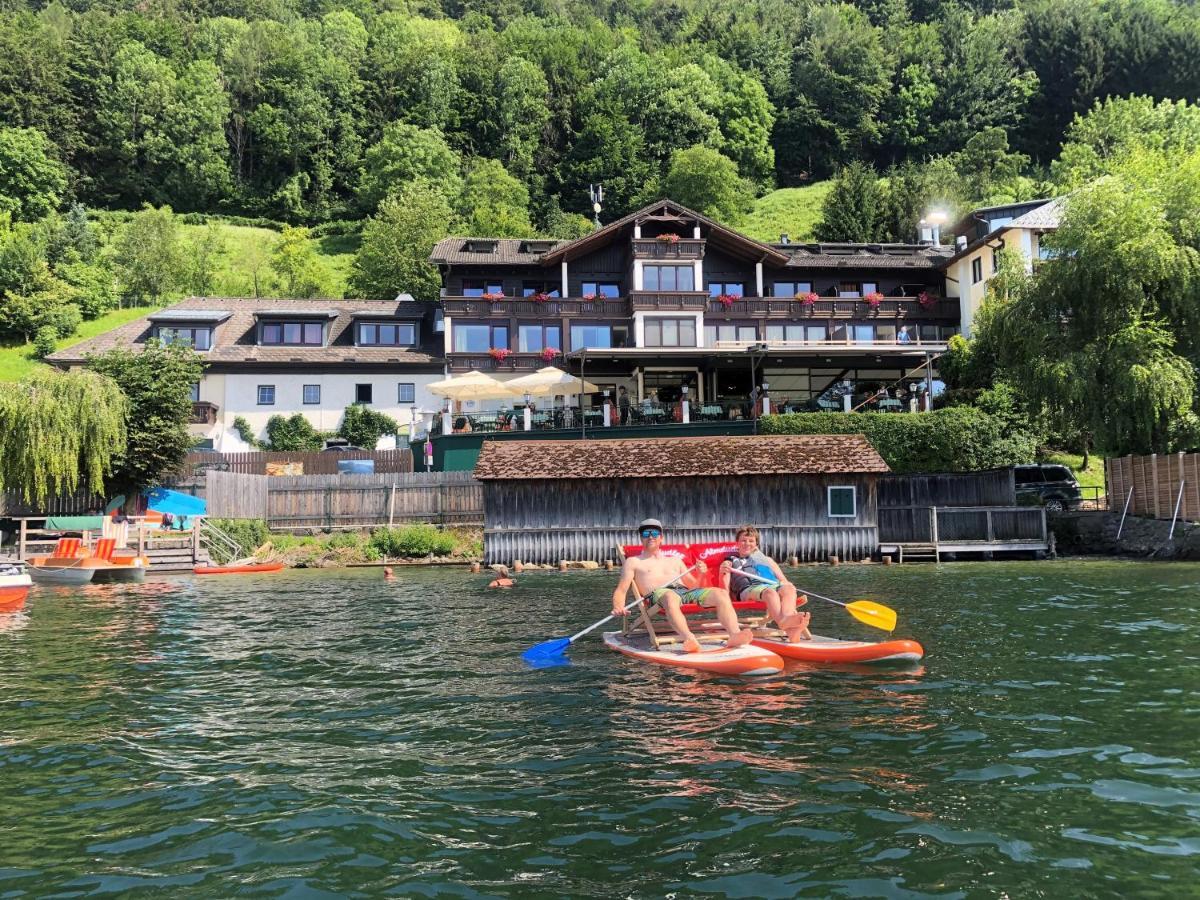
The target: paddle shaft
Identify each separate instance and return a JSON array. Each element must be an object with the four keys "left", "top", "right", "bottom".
[
  {"left": 735, "top": 567, "right": 856, "bottom": 608},
  {"left": 566, "top": 563, "right": 700, "bottom": 645}
]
